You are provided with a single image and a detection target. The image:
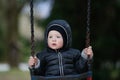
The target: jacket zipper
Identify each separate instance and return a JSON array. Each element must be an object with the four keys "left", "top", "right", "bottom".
[{"left": 58, "top": 52, "right": 64, "bottom": 76}]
